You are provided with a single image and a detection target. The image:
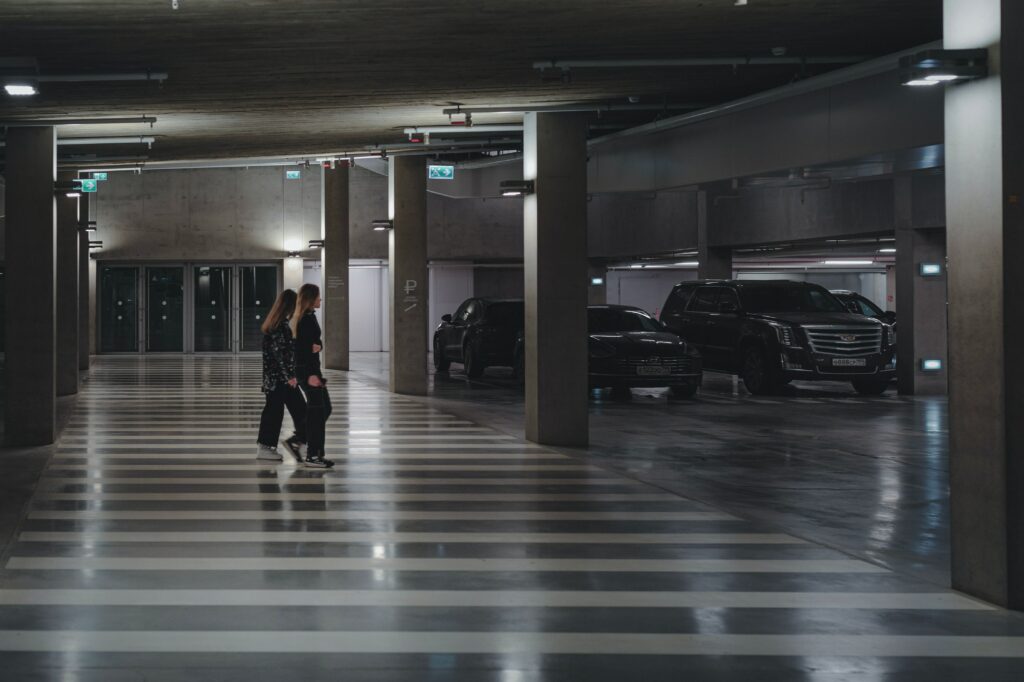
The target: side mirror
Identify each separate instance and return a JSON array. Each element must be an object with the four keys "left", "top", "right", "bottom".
[
  {"left": 718, "top": 301, "right": 739, "bottom": 314},
  {"left": 441, "top": 314, "right": 452, "bottom": 323},
  {"left": 883, "top": 311, "right": 897, "bottom": 325}
]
